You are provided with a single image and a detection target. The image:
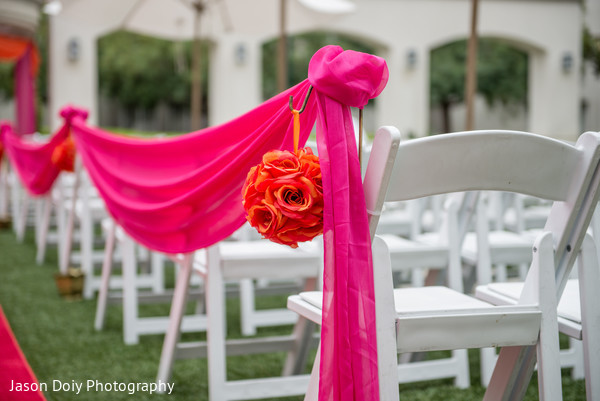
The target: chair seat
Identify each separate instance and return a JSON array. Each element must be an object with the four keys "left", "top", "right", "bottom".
[
  {"left": 376, "top": 209, "right": 412, "bottom": 236},
  {"left": 73, "top": 198, "right": 107, "bottom": 220},
  {"left": 504, "top": 205, "right": 551, "bottom": 231},
  {"left": 476, "top": 279, "right": 582, "bottom": 339},
  {"left": 462, "top": 230, "right": 535, "bottom": 265},
  {"left": 289, "top": 286, "right": 541, "bottom": 353},
  {"left": 379, "top": 234, "right": 449, "bottom": 269},
  {"left": 193, "top": 240, "right": 321, "bottom": 280}
]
